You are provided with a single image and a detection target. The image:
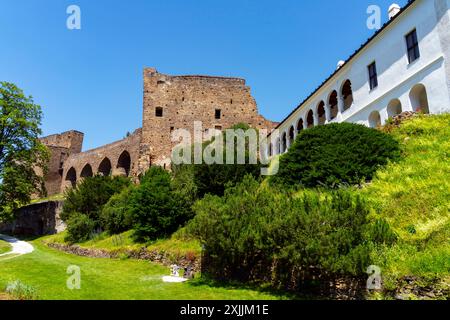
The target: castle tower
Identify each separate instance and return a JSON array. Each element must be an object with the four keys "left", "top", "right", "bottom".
[{"left": 139, "top": 68, "right": 275, "bottom": 172}]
